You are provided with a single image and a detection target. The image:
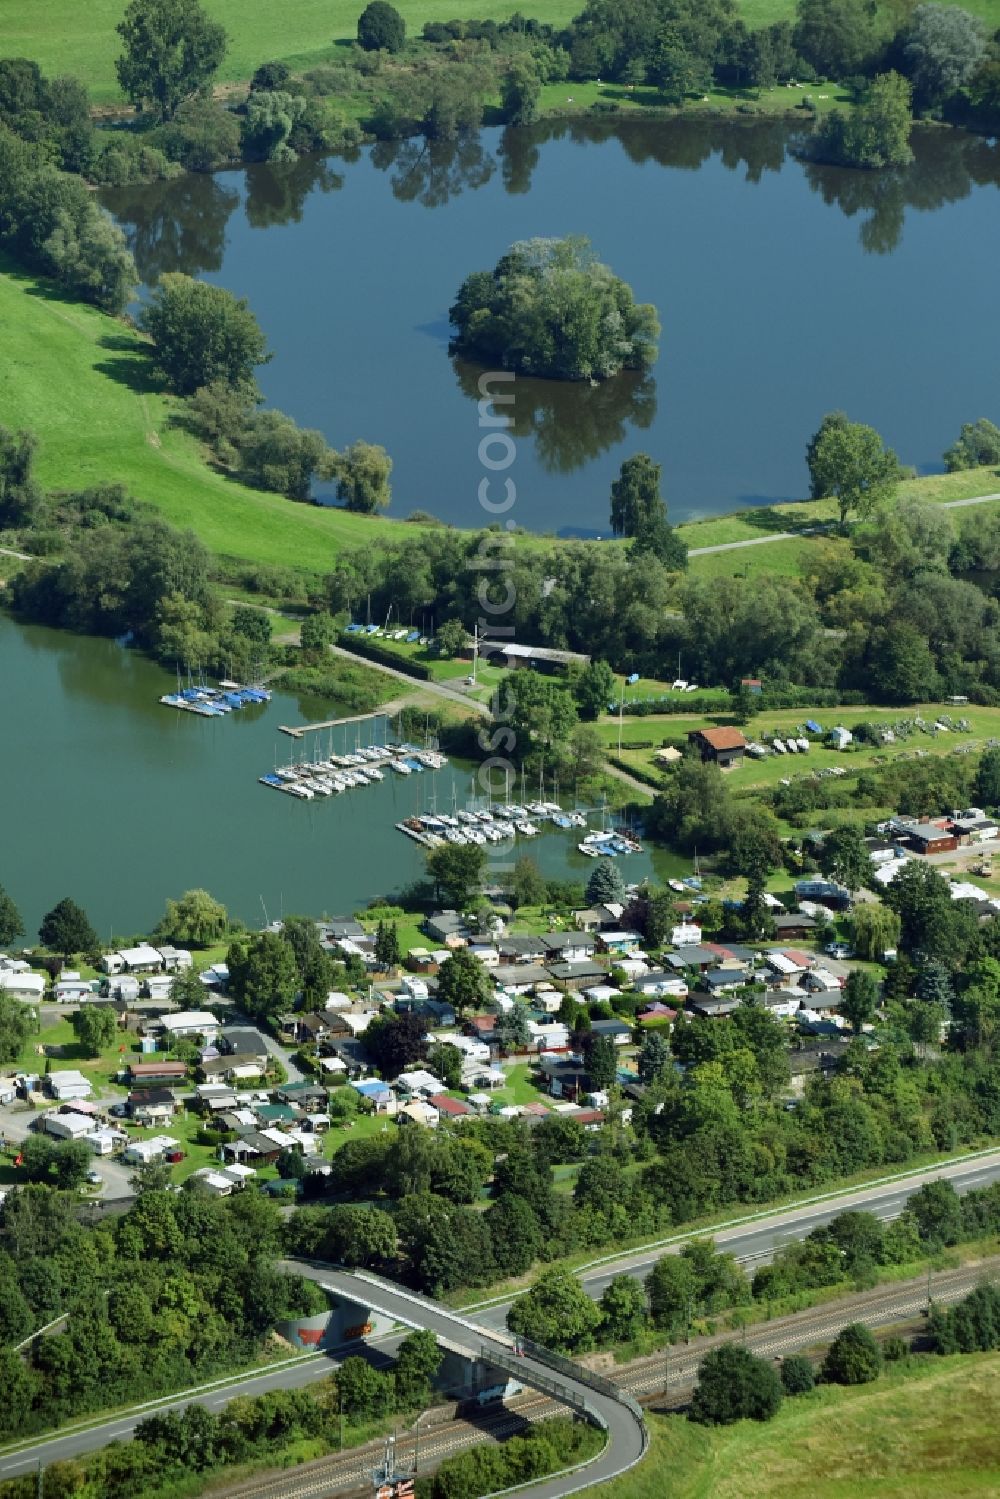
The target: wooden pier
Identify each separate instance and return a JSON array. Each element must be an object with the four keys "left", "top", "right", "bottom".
[{"left": 279, "top": 710, "right": 391, "bottom": 740}]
